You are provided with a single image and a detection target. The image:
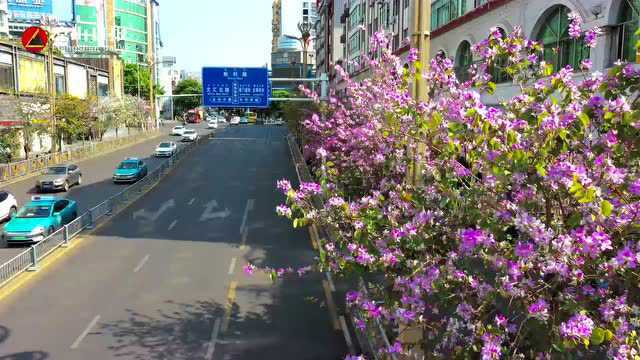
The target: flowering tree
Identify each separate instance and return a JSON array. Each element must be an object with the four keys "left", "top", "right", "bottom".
[
  {"left": 274, "top": 15, "right": 640, "bottom": 359},
  {"left": 16, "top": 101, "right": 50, "bottom": 159}
]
